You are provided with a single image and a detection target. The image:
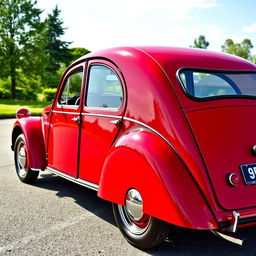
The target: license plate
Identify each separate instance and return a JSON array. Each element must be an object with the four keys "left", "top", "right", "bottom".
[{"left": 241, "top": 163, "right": 256, "bottom": 185}]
